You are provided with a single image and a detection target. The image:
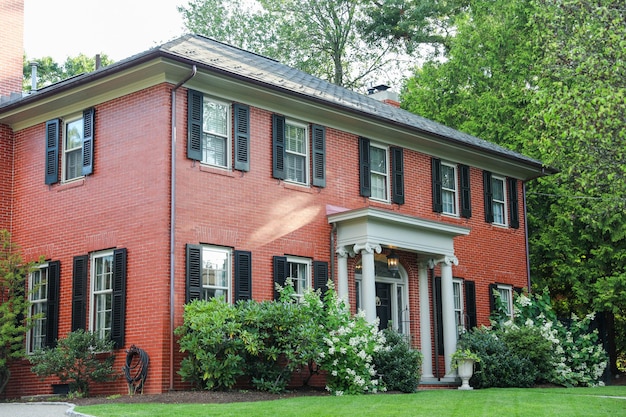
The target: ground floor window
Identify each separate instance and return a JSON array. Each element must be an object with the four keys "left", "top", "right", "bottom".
[
  {"left": 28, "top": 265, "right": 48, "bottom": 353},
  {"left": 201, "top": 246, "right": 232, "bottom": 301}
]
